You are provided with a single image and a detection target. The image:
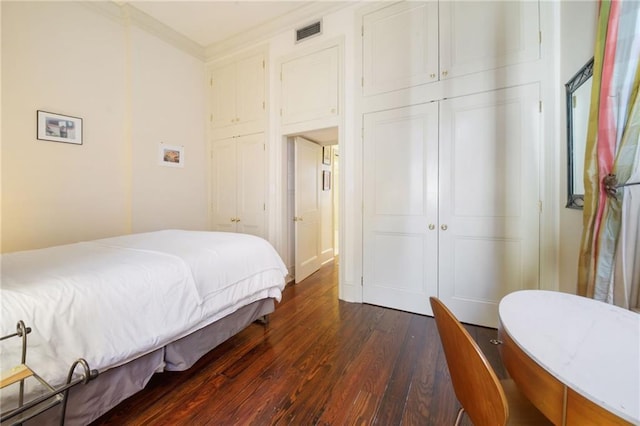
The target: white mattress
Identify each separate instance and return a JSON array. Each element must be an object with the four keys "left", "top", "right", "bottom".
[{"left": 0, "top": 230, "right": 287, "bottom": 391}]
